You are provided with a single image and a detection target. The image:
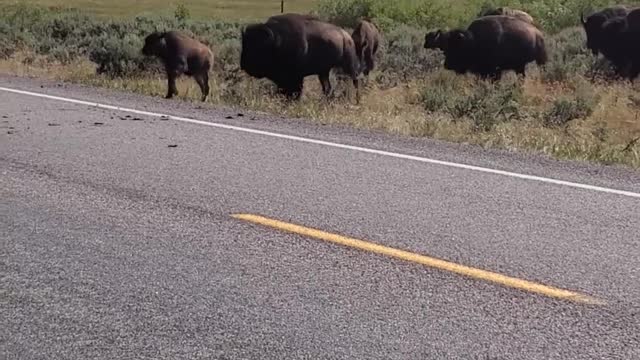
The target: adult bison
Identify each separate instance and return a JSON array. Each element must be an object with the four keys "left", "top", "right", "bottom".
[
  {"left": 141, "top": 31, "right": 213, "bottom": 101},
  {"left": 240, "top": 13, "right": 360, "bottom": 101},
  {"left": 580, "top": 5, "right": 630, "bottom": 55},
  {"left": 424, "top": 29, "right": 449, "bottom": 51},
  {"left": 599, "top": 8, "right": 640, "bottom": 80},
  {"left": 479, "top": 7, "right": 535, "bottom": 24},
  {"left": 441, "top": 15, "right": 547, "bottom": 79},
  {"left": 351, "top": 19, "right": 381, "bottom": 76}
]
